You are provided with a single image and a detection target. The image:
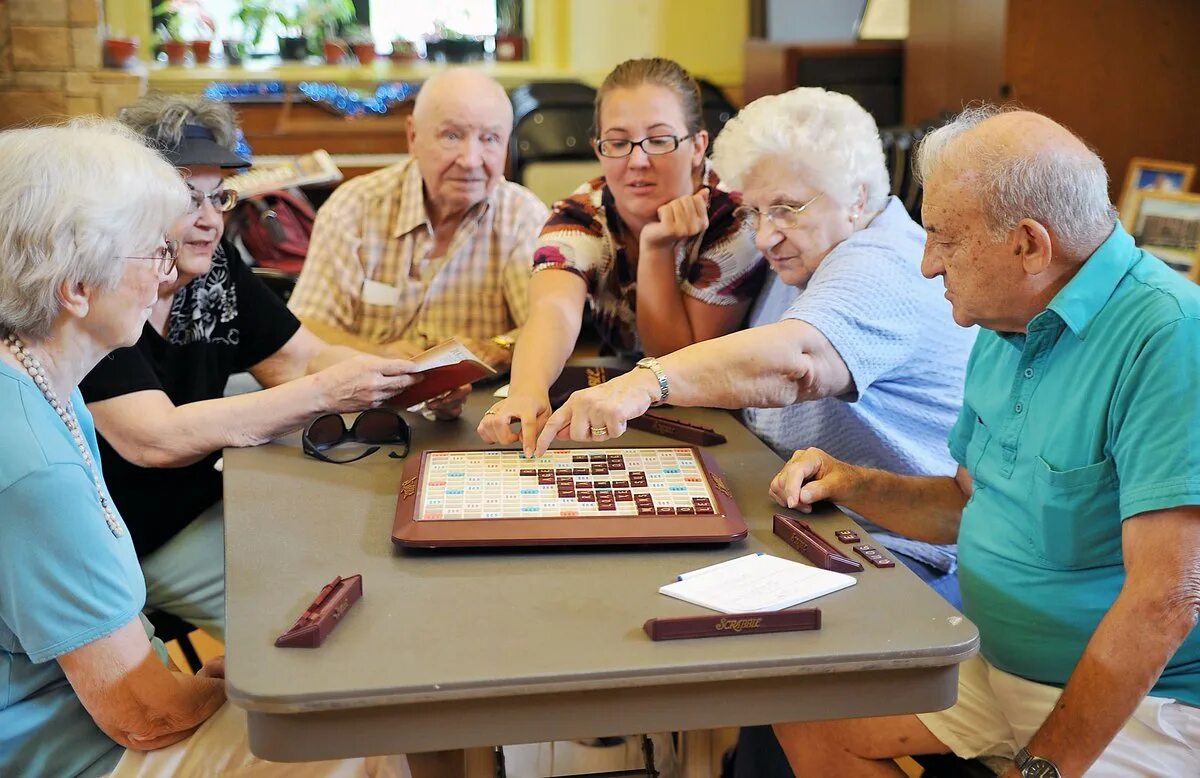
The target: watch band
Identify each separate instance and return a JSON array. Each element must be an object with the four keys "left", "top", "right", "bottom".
[{"left": 636, "top": 357, "right": 669, "bottom": 406}]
